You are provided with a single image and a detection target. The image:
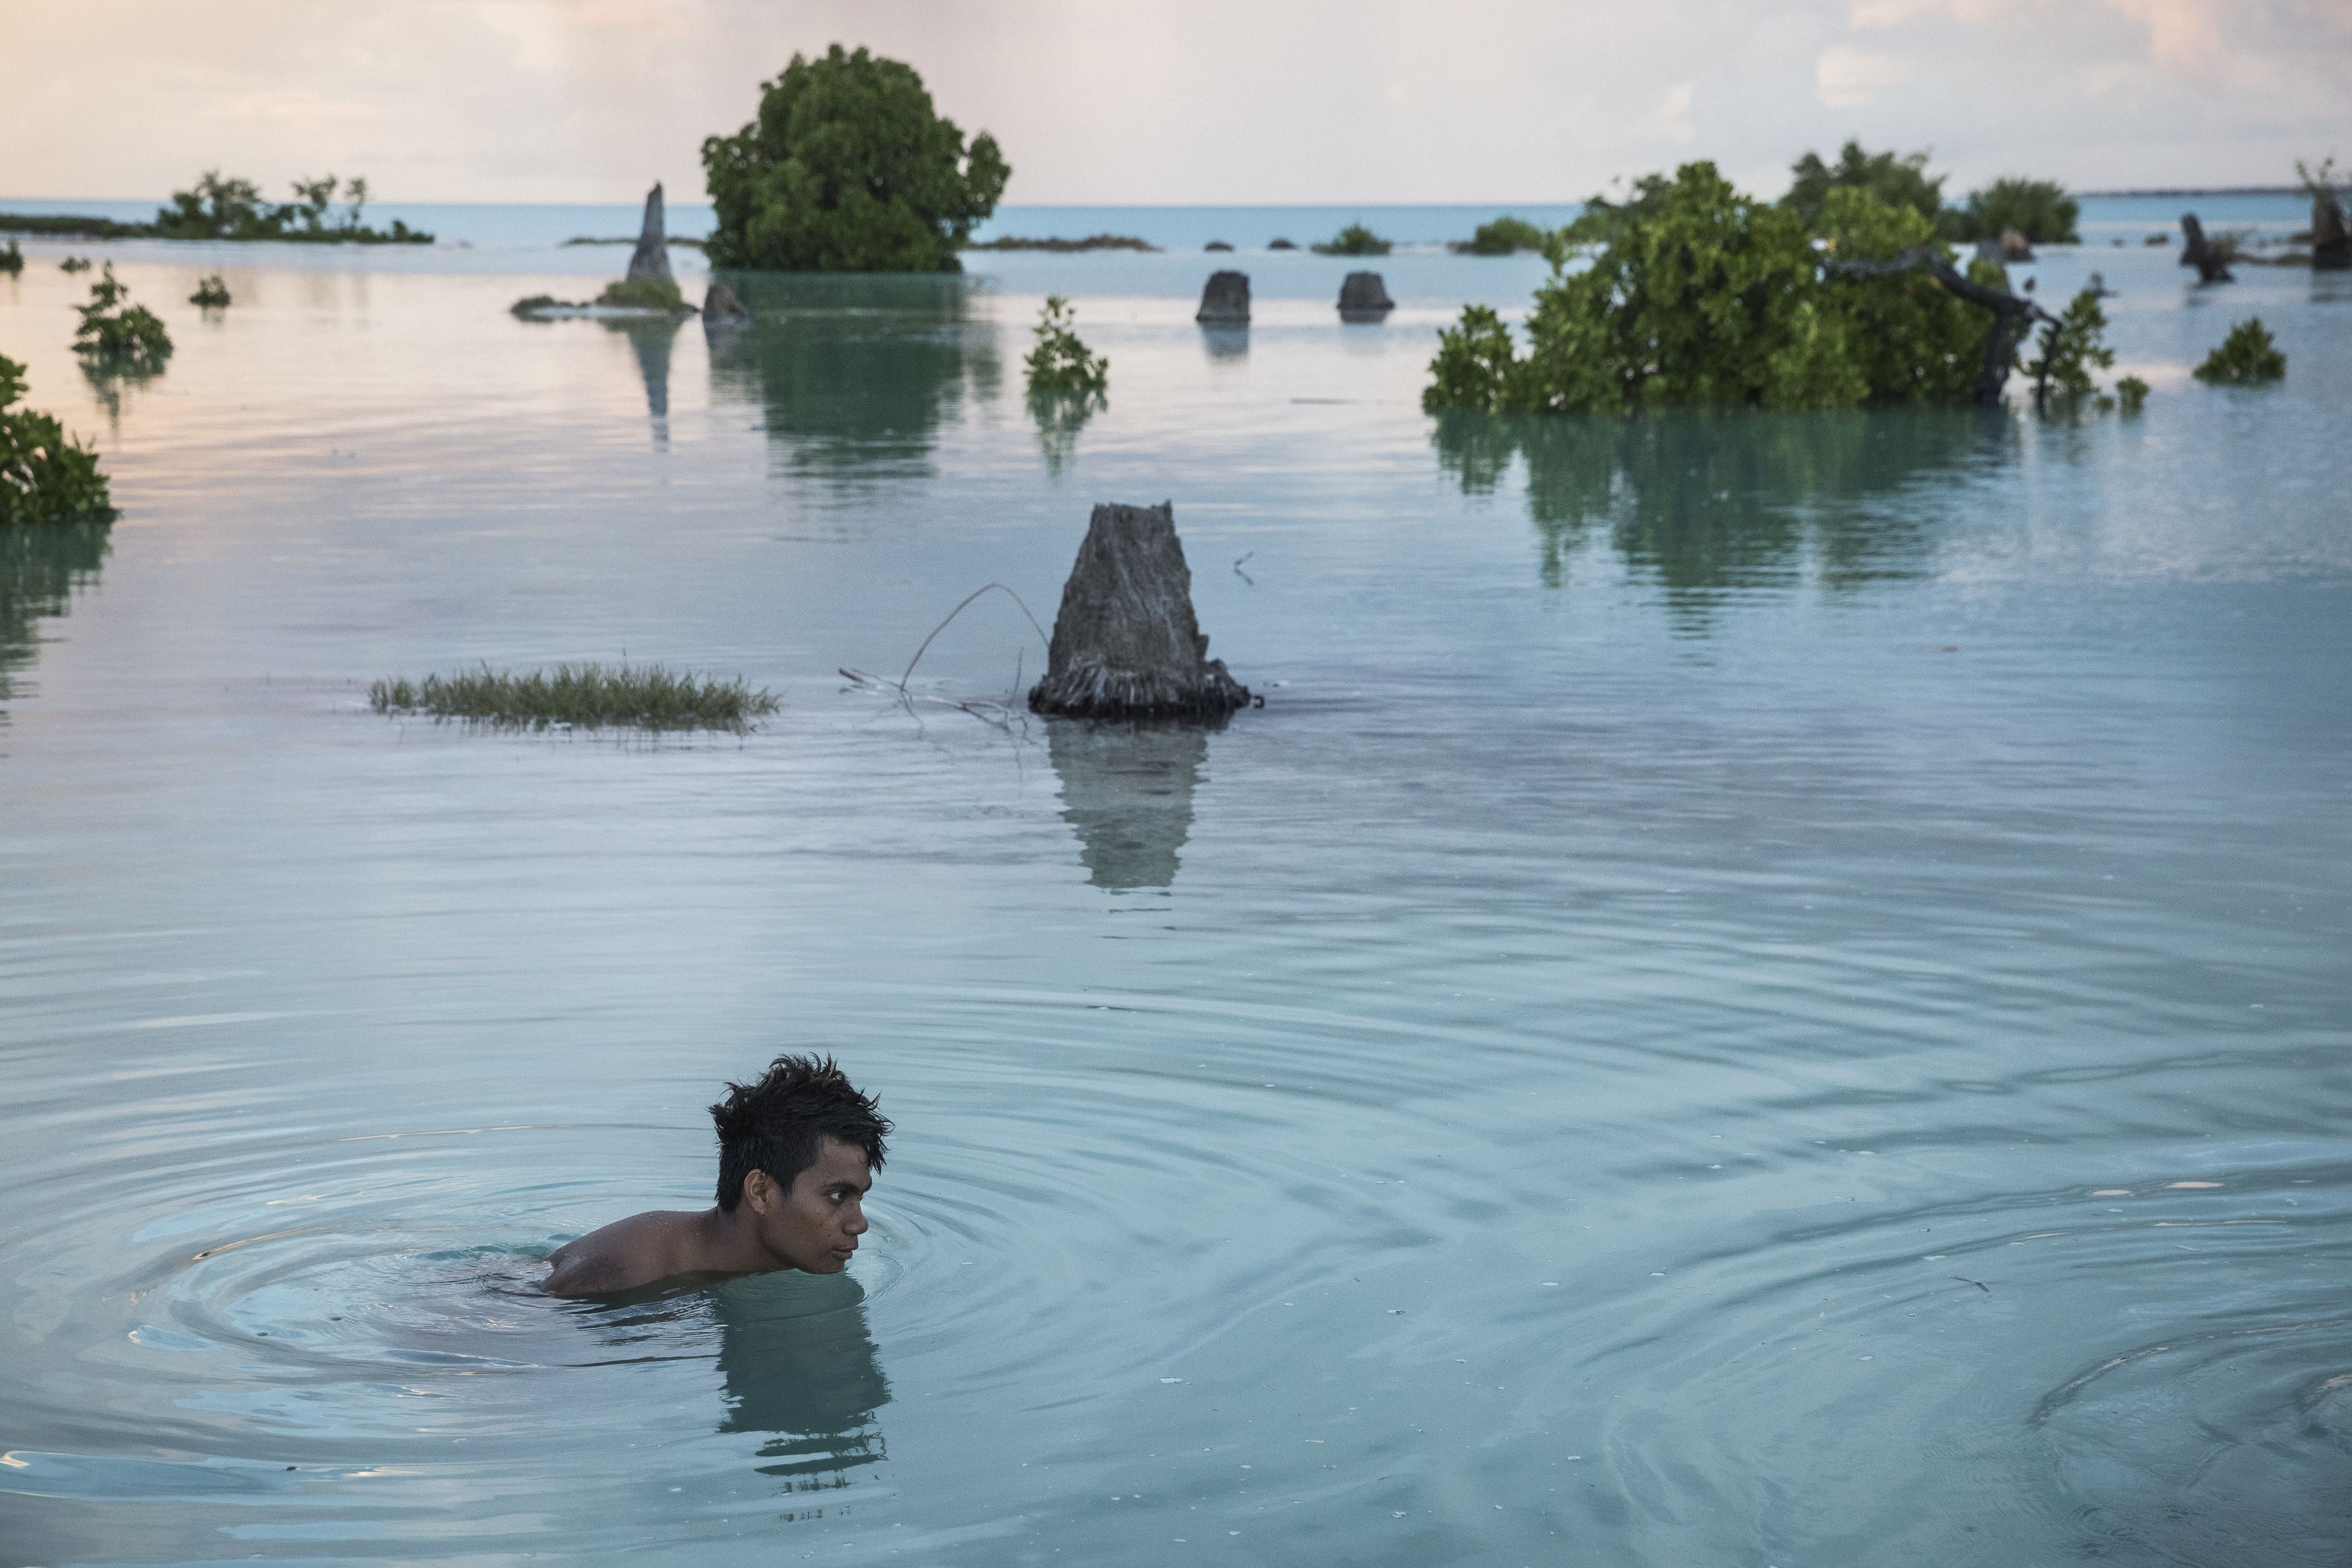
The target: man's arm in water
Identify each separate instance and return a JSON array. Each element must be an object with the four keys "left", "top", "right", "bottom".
[{"left": 544, "top": 1211, "right": 704, "bottom": 1297}]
